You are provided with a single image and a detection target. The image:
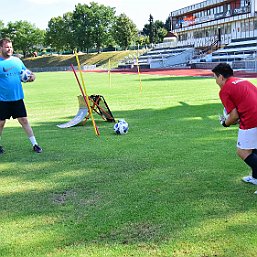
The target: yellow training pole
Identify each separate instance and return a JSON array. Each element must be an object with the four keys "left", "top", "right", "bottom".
[
  {"left": 74, "top": 50, "right": 100, "bottom": 136},
  {"left": 136, "top": 57, "right": 143, "bottom": 94},
  {"left": 108, "top": 58, "right": 112, "bottom": 87}
]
